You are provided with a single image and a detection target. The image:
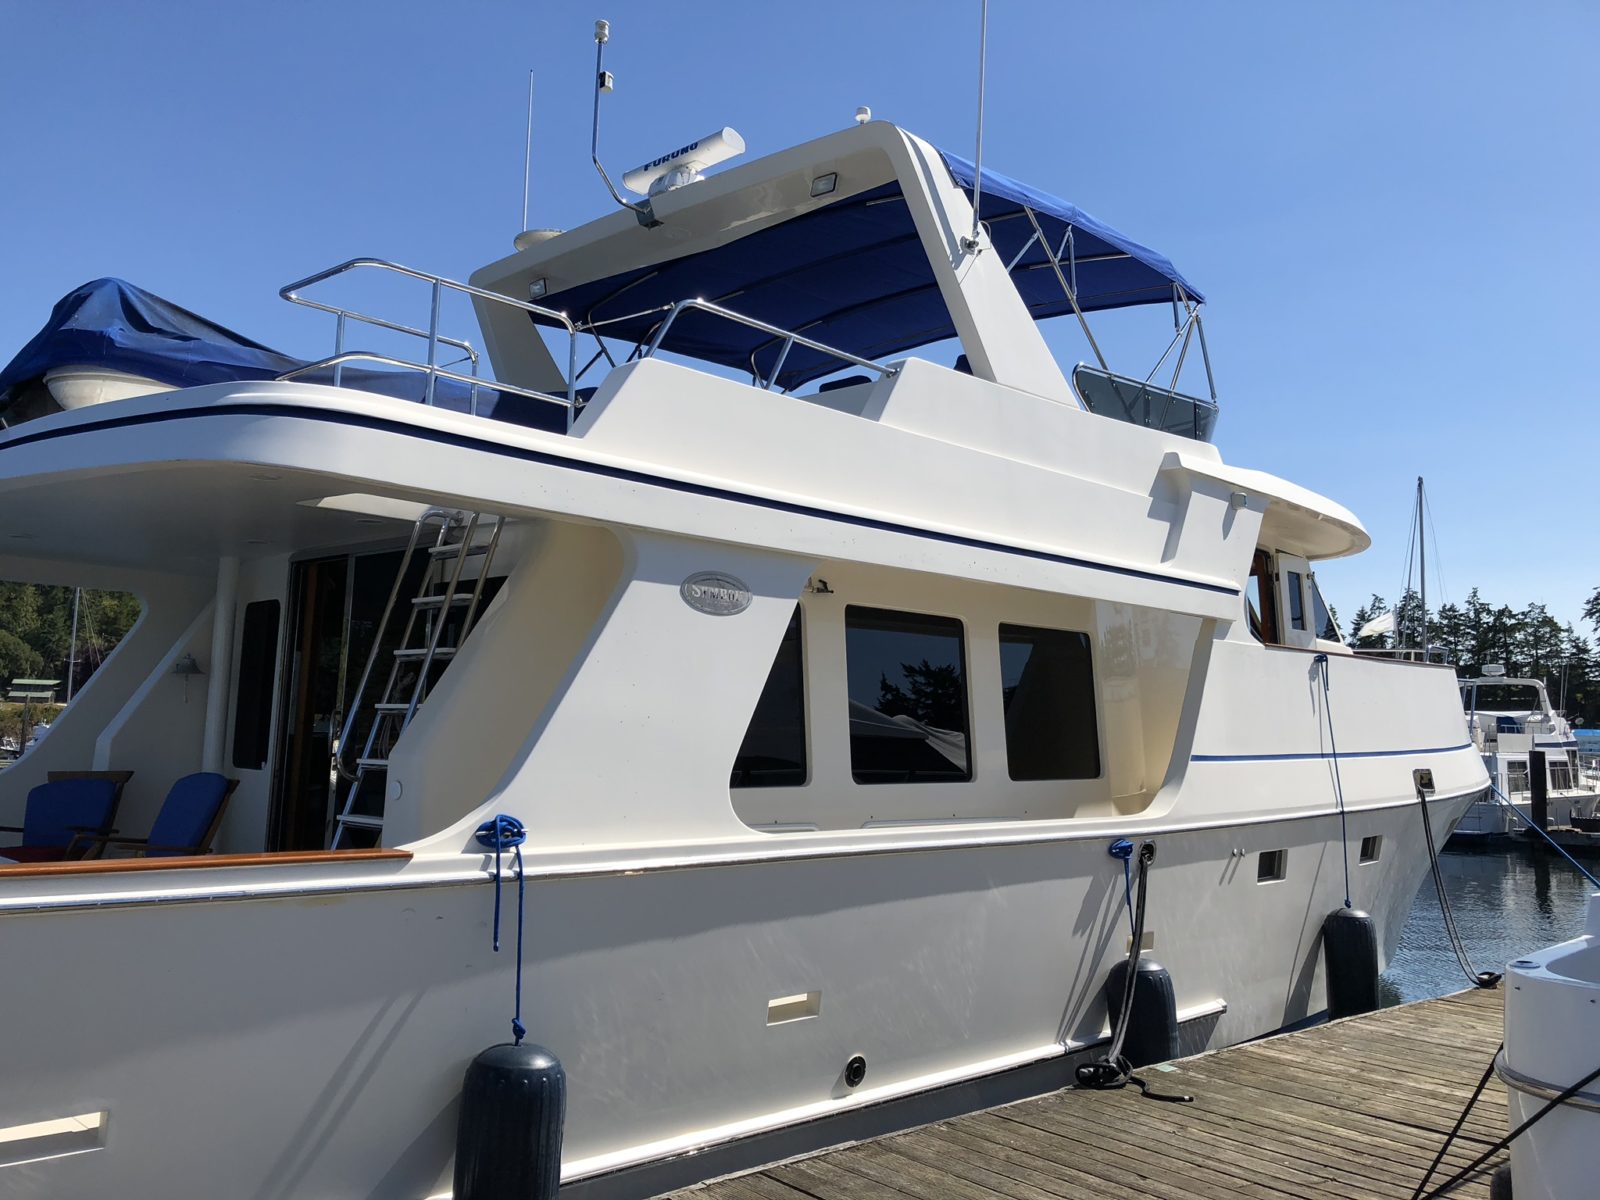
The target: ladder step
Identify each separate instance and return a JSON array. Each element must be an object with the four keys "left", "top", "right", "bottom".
[
  {"left": 393, "top": 646, "right": 457, "bottom": 661},
  {"left": 336, "top": 813, "right": 385, "bottom": 830},
  {"left": 373, "top": 702, "right": 412, "bottom": 713},
  {"left": 412, "top": 593, "right": 473, "bottom": 609},
  {"left": 355, "top": 756, "right": 389, "bottom": 769},
  {"left": 429, "top": 541, "right": 491, "bottom": 558}
]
